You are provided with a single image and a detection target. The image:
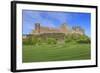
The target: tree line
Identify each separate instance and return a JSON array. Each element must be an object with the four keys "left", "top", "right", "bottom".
[{"left": 23, "top": 33, "right": 90, "bottom": 45}]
